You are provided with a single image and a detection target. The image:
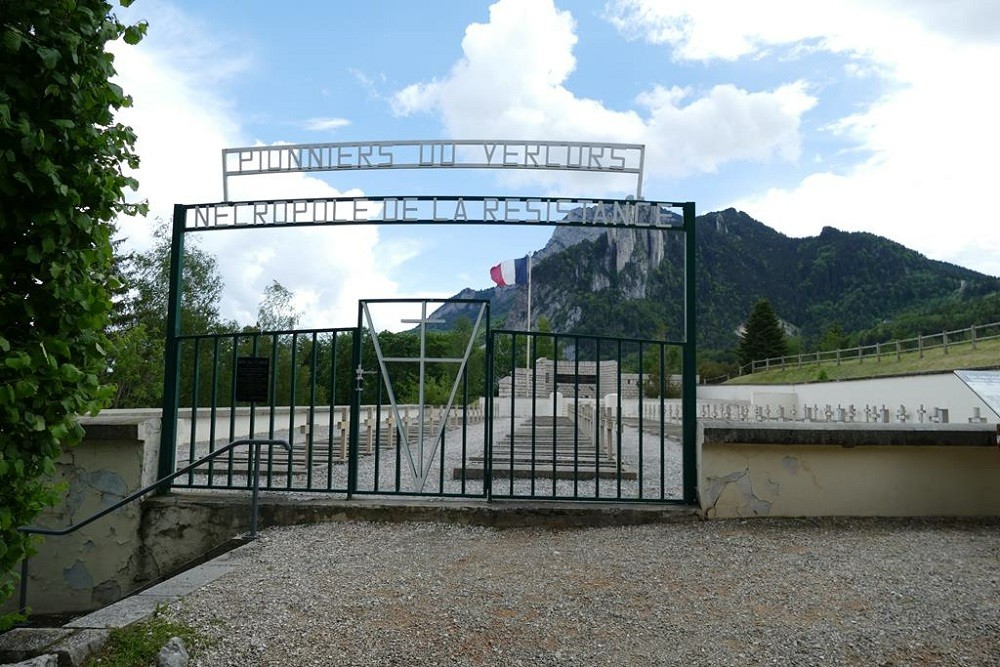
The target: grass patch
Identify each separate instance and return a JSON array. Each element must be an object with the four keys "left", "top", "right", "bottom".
[
  {"left": 726, "top": 337, "right": 1000, "bottom": 385},
  {"left": 86, "top": 606, "right": 207, "bottom": 667}
]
